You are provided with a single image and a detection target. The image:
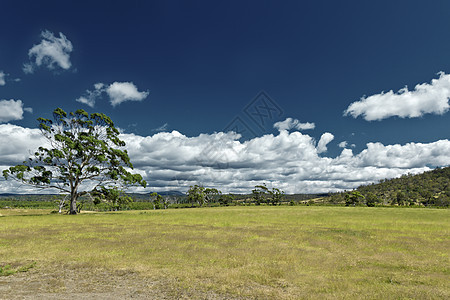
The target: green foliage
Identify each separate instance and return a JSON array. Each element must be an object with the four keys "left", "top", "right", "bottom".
[
  {"left": 150, "top": 192, "right": 169, "bottom": 209},
  {"left": 252, "top": 184, "right": 268, "bottom": 205},
  {"left": 269, "top": 187, "right": 285, "bottom": 205},
  {"left": 251, "top": 184, "right": 285, "bottom": 205},
  {"left": 3, "top": 108, "right": 146, "bottom": 214},
  {"left": 151, "top": 192, "right": 162, "bottom": 209},
  {"left": 345, "top": 191, "right": 365, "bottom": 206},
  {"left": 186, "top": 185, "right": 221, "bottom": 207},
  {"left": 365, "top": 192, "right": 379, "bottom": 207},
  {"left": 357, "top": 167, "right": 450, "bottom": 207},
  {"left": 92, "top": 187, "right": 133, "bottom": 211},
  {"left": 218, "top": 194, "right": 234, "bottom": 206},
  {"left": 326, "top": 167, "right": 450, "bottom": 207},
  {"left": 204, "top": 187, "right": 221, "bottom": 203},
  {"left": 187, "top": 185, "right": 206, "bottom": 206}
]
